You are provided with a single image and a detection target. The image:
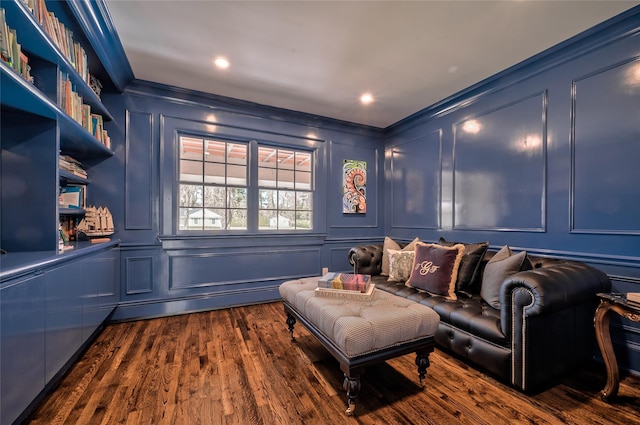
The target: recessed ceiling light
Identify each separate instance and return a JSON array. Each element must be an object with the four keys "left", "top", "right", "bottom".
[
  {"left": 360, "top": 93, "right": 374, "bottom": 105},
  {"left": 214, "top": 57, "right": 230, "bottom": 69}
]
